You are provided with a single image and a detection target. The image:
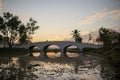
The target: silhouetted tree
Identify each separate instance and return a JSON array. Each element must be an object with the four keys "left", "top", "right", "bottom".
[
  {"left": 0, "top": 12, "right": 21, "bottom": 47},
  {"left": 96, "top": 27, "right": 120, "bottom": 47},
  {"left": 18, "top": 18, "right": 39, "bottom": 44},
  {"left": 88, "top": 32, "right": 92, "bottom": 41},
  {"left": 111, "top": 30, "right": 120, "bottom": 44},
  {"left": 71, "top": 29, "right": 82, "bottom": 42},
  {"left": 0, "top": 12, "right": 39, "bottom": 47},
  {"left": 118, "top": 33, "right": 120, "bottom": 43},
  {"left": 96, "top": 27, "right": 112, "bottom": 47}
]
